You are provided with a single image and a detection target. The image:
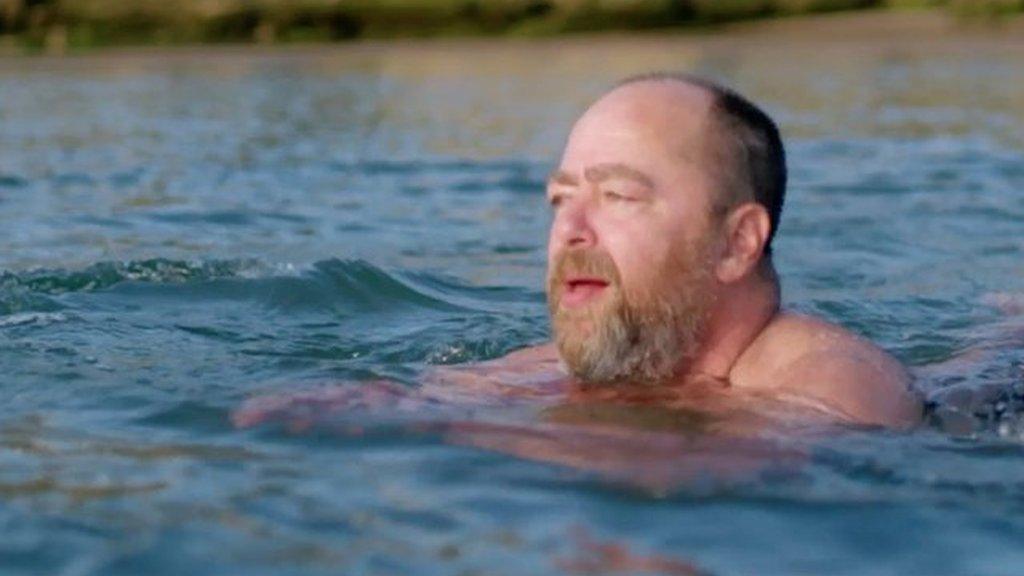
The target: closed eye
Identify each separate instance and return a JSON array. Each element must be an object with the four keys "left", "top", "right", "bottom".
[{"left": 603, "top": 190, "right": 633, "bottom": 202}]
